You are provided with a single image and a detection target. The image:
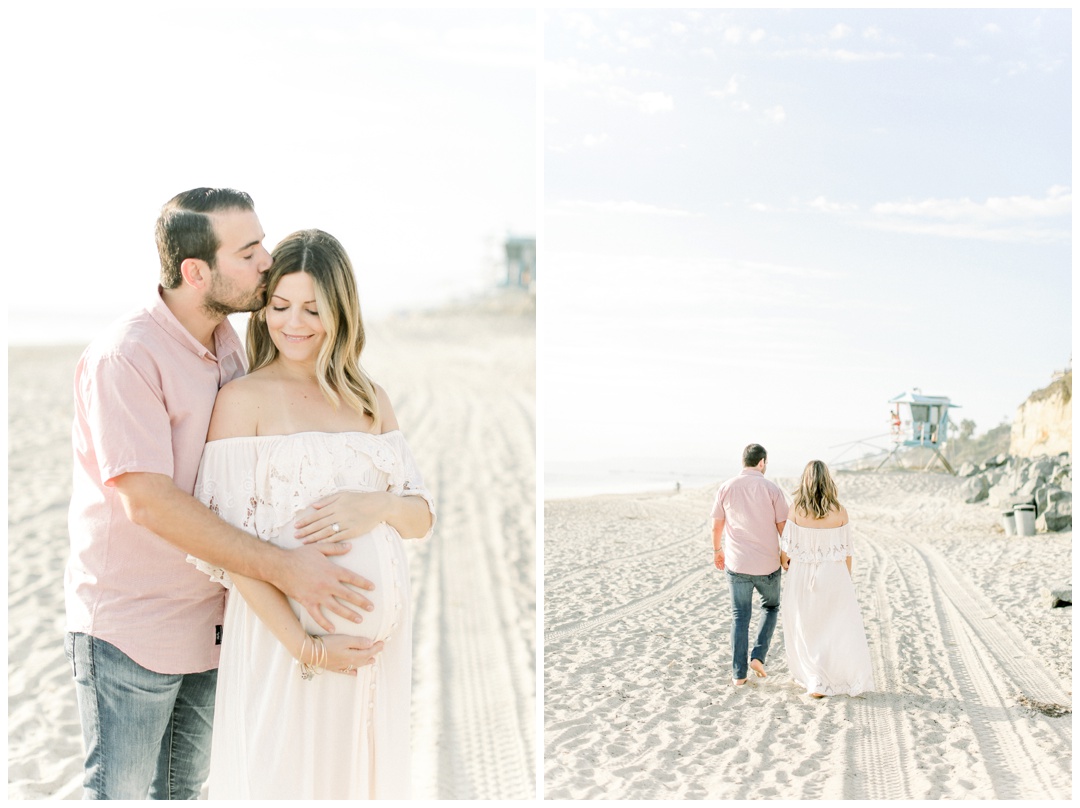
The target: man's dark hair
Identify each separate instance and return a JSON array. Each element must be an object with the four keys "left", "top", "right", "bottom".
[
  {"left": 155, "top": 188, "right": 255, "bottom": 288},
  {"left": 743, "top": 444, "right": 767, "bottom": 467}
]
